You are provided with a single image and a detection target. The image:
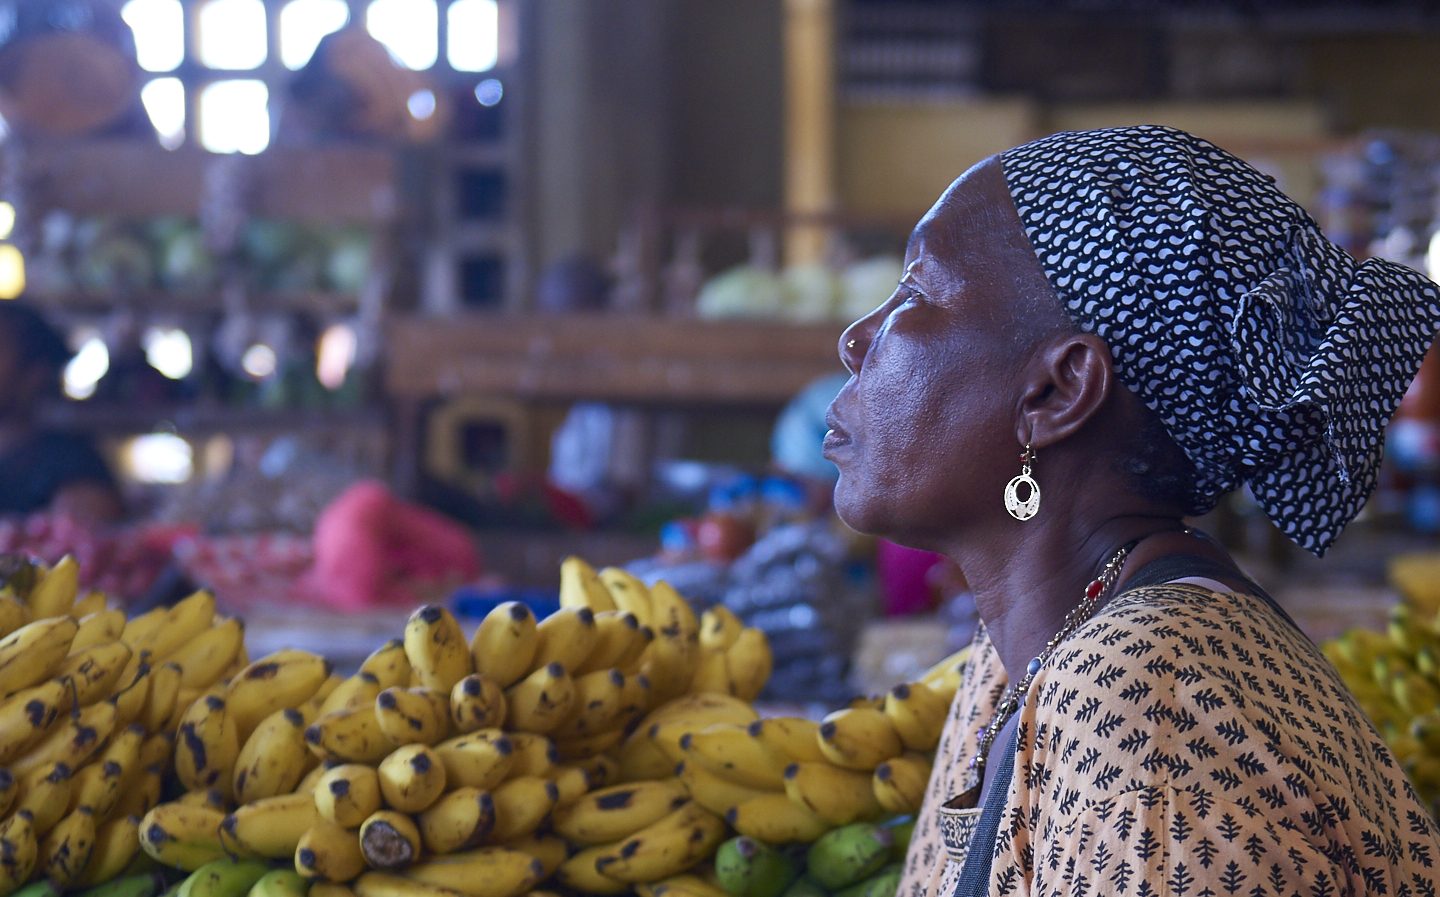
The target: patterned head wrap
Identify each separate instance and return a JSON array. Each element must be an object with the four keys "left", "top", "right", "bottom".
[{"left": 999, "top": 125, "right": 1440, "bottom": 555}]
